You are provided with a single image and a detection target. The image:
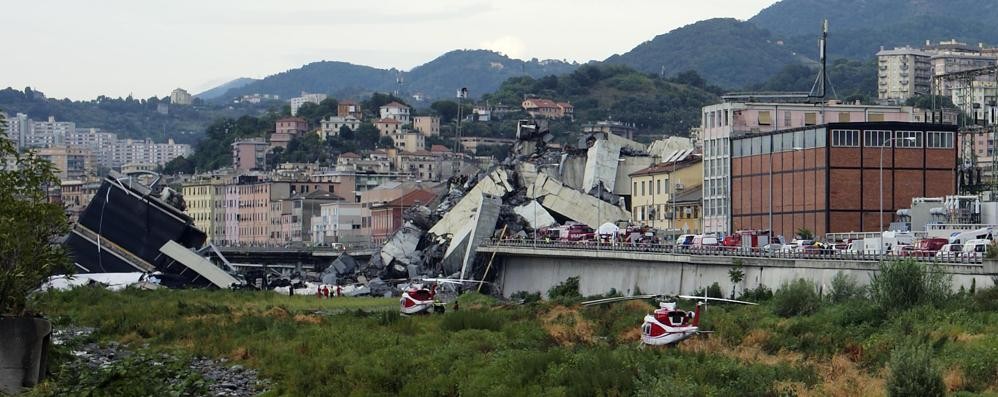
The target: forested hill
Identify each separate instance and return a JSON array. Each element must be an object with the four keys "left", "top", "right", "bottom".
[
  {"left": 604, "top": 18, "right": 807, "bottom": 89},
  {"left": 0, "top": 87, "right": 265, "bottom": 144},
  {"left": 484, "top": 64, "right": 720, "bottom": 136},
  {"left": 213, "top": 50, "right": 579, "bottom": 103},
  {"left": 750, "top": 0, "right": 998, "bottom": 59}
]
